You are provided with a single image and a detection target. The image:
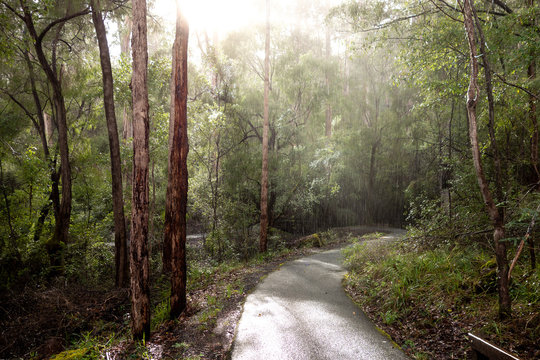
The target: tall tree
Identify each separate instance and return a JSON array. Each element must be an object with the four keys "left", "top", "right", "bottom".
[
  {"left": 129, "top": 0, "right": 151, "bottom": 340},
  {"left": 90, "top": 0, "right": 129, "bottom": 288},
  {"left": 7, "top": 1, "right": 90, "bottom": 273},
  {"left": 165, "top": 2, "right": 189, "bottom": 319},
  {"left": 527, "top": 0, "right": 537, "bottom": 270},
  {"left": 162, "top": 40, "right": 175, "bottom": 275},
  {"left": 325, "top": 26, "right": 332, "bottom": 138},
  {"left": 259, "top": 0, "right": 271, "bottom": 252},
  {"left": 460, "top": 0, "right": 511, "bottom": 318}
]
